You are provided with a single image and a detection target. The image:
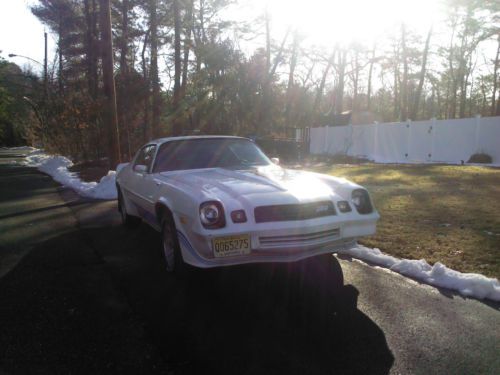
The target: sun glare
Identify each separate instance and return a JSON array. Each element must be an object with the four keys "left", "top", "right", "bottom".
[{"left": 241, "top": 0, "right": 441, "bottom": 46}]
